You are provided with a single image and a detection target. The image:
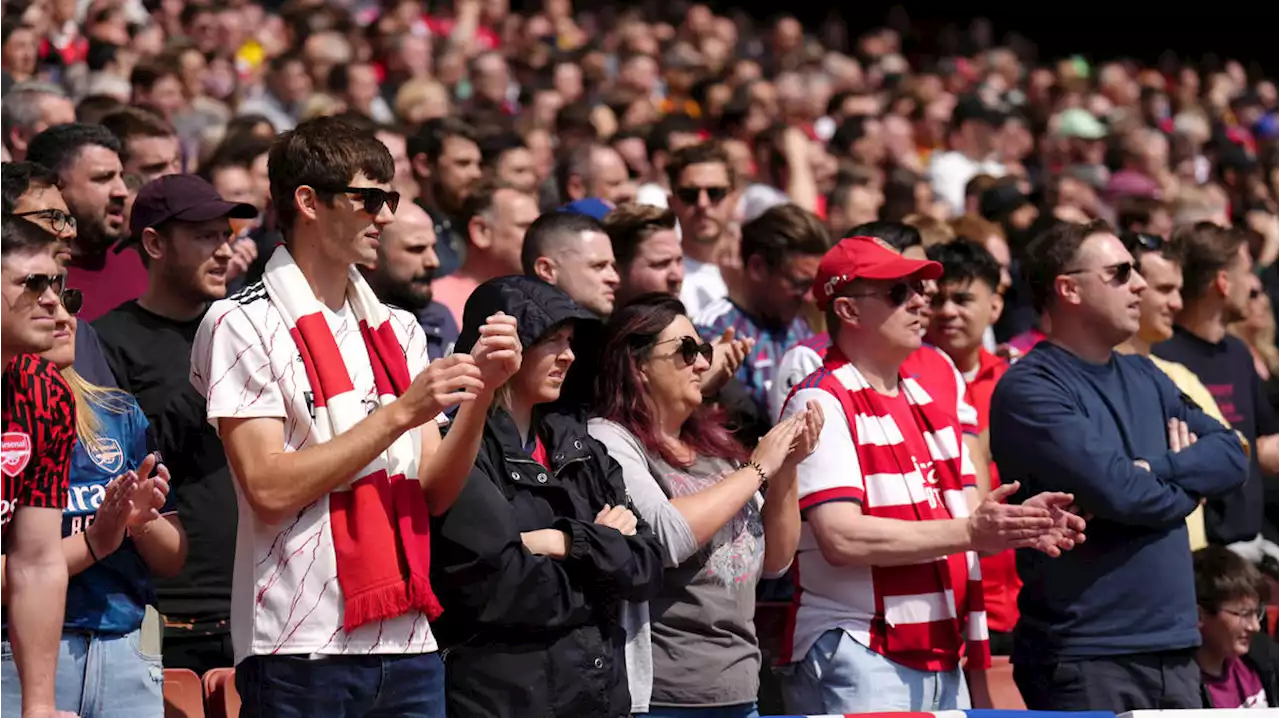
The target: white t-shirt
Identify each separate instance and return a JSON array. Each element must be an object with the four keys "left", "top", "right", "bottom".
[
  {"left": 191, "top": 283, "right": 438, "bottom": 662},
  {"left": 679, "top": 258, "right": 728, "bottom": 318},
  {"left": 928, "top": 150, "right": 1006, "bottom": 217}
]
